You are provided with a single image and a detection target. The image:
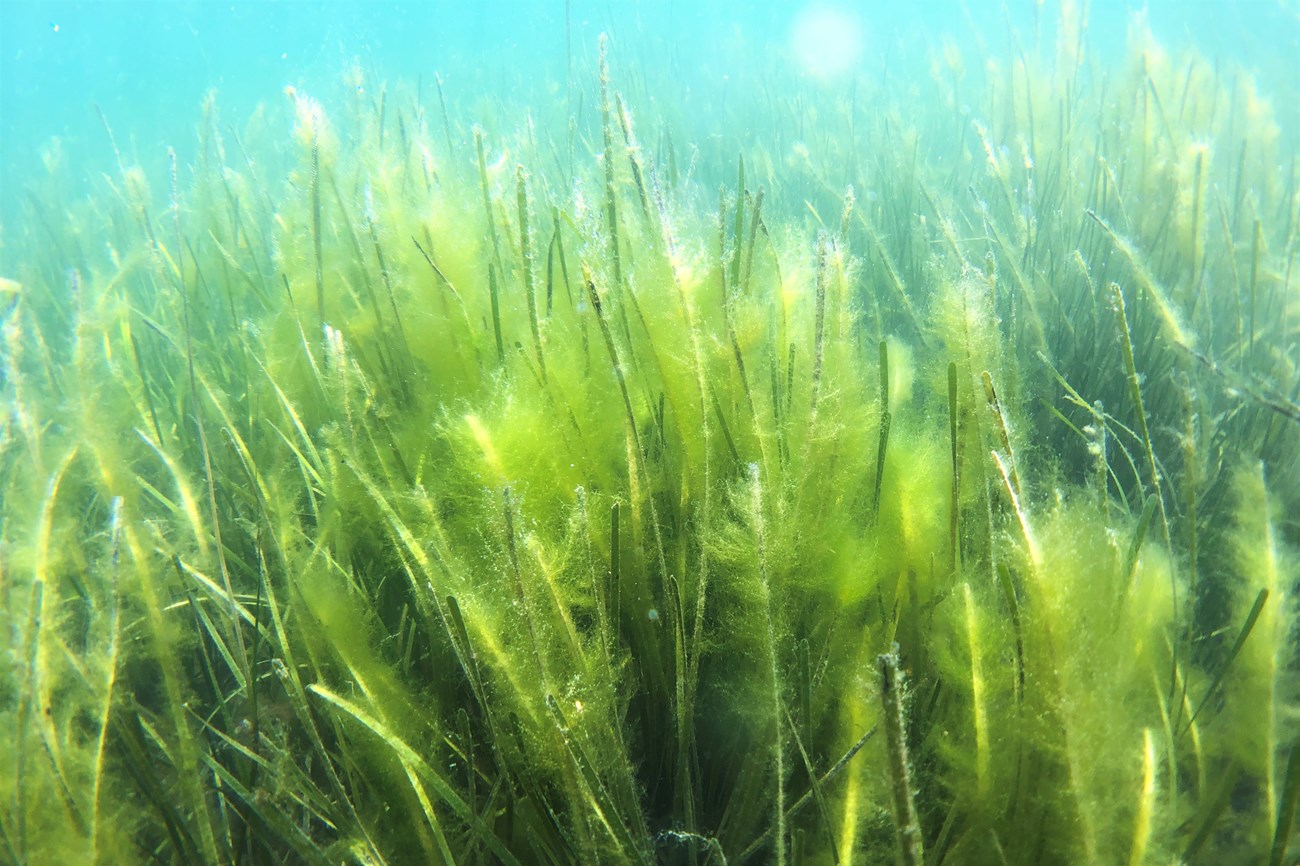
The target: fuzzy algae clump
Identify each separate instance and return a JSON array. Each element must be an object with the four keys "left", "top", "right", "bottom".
[{"left": 2, "top": 12, "right": 1298, "bottom": 866}]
